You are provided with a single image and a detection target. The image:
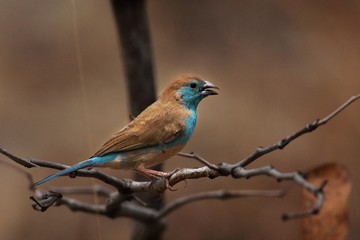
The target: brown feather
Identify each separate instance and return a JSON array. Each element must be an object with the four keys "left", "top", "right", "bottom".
[{"left": 92, "top": 75, "right": 205, "bottom": 157}]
